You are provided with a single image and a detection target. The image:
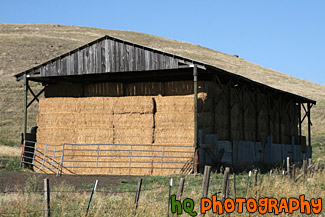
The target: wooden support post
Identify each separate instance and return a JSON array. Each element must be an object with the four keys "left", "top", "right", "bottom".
[
  {"left": 194, "top": 64, "right": 198, "bottom": 148},
  {"left": 201, "top": 166, "right": 211, "bottom": 199},
  {"left": 245, "top": 170, "right": 252, "bottom": 199},
  {"left": 255, "top": 90, "right": 259, "bottom": 142},
  {"left": 298, "top": 103, "right": 302, "bottom": 146},
  {"left": 23, "top": 74, "right": 28, "bottom": 141},
  {"left": 267, "top": 94, "right": 271, "bottom": 136},
  {"left": 303, "top": 159, "right": 307, "bottom": 181},
  {"left": 253, "top": 170, "right": 258, "bottom": 190},
  {"left": 233, "top": 173, "right": 236, "bottom": 199},
  {"left": 278, "top": 97, "right": 282, "bottom": 144},
  {"left": 193, "top": 65, "right": 198, "bottom": 173},
  {"left": 168, "top": 178, "right": 173, "bottom": 217},
  {"left": 241, "top": 89, "right": 245, "bottom": 141},
  {"left": 177, "top": 178, "right": 185, "bottom": 200},
  {"left": 222, "top": 167, "right": 230, "bottom": 201},
  {"left": 211, "top": 94, "right": 216, "bottom": 133},
  {"left": 228, "top": 84, "right": 232, "bottom": 141},
  {"left": 286, "top": 157, "right": 290, "bottom": 176},
  {"left": 308, "top": 158, "right": 312, "bottom": 167},
  {"left": 307, "top": 103, "right": 311, "bottom": 146},
  {"left": 44, "top": 178, "right": 50, "bottom": 217},
  {"left": 134, "top": 178, "right": 142, "bottom": 211}
]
